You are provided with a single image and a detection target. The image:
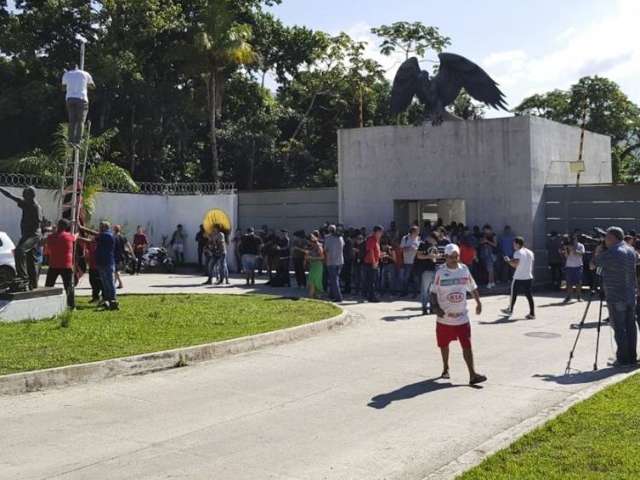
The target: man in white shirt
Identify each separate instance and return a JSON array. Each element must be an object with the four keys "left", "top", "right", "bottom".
[
  {"left": 431, "top": 243, "right": 487, "bottom": 385},
  {"left": 502, "top": 236, "right": 535, "bottom": 319},
  {"left": 62, "top": 66, "right": 95, "bottom": 147},
  {"left": 399, "top": 226, "right": 420, "bottom": 296}
]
